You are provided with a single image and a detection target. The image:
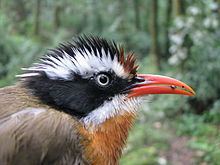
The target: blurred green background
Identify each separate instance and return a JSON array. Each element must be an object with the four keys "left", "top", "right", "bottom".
[{"left": 0, "top": 0, "right": 220, "bottom": 164}]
